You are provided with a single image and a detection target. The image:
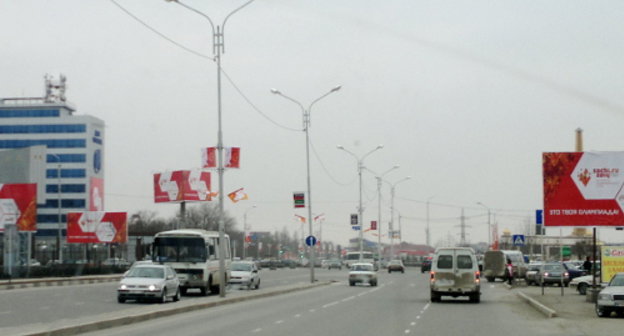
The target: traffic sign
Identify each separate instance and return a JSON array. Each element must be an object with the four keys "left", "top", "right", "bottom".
[
  {"left": 350, "top": 213, "right": 358, "bottom": 225},
  {"left": 305, "top": 235, "right": 317, "bottom": 247},
  {"left": 512, "top": 234, "right": 526, "bottom": 246},
  {"left": 351, "top": 226, "right": 361, "bottom": 231}
]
